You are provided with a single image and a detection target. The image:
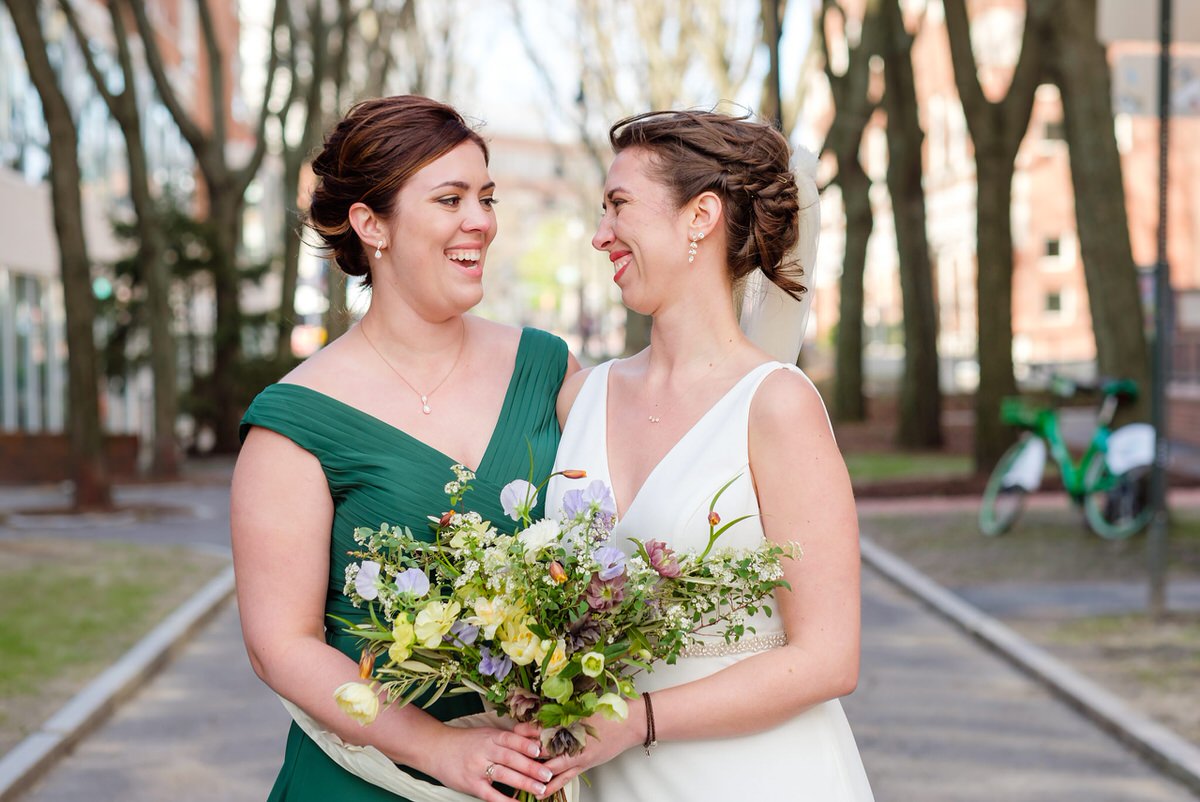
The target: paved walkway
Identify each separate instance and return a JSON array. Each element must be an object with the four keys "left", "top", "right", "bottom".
[{"left": 2, "top": 468, "right": 1199, "bottom": 801}]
